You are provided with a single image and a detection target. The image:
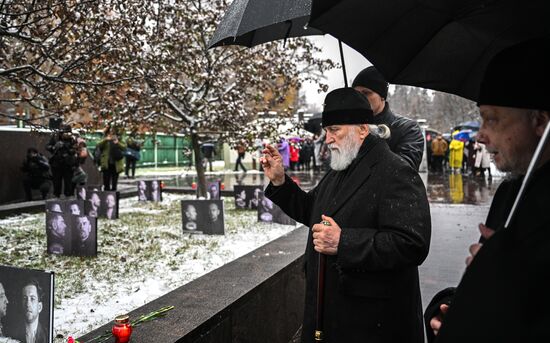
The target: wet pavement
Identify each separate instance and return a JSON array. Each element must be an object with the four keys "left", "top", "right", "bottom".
[{"left": 157, "top": 170, "right": 502, "bottom": 206}]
